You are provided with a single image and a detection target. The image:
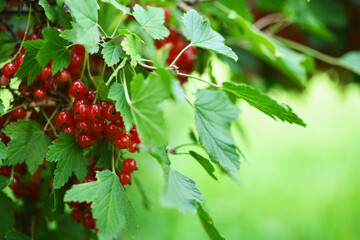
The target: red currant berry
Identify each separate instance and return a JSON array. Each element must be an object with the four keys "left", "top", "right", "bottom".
[
  {"left": 73, "top": 103, "right": 89, "bottom": 121},
  {"left": 90, "top": 120, "right": 107, "bottom": 134},
  {"left": 128, "top": 142, "right": 139, "bottom": 153},
  {"left": 40, "top": 66, "right": 52, "bottom": 81},
  {"left": 10, "top": 175, "right": 21, "bottom": 189},
  {"left": 68, "top": 66, "right": 82, "bottom": 79},
  {"left": 78, "top": 132, "right": 95, "bottom": 148},
  {"left": 61, "top": 125, "right": 76, "bottom": 136},
  {"left": 10, "top": 105, "right": 26, "bottom": 120},
  {"left": 76, "top": 120, "right": 90, "bottom": 133},
  {"left": 94, "top": 132, "right": 105, "bottom": 141},
  {"left": 56, "top": 69, "right": 71, "bottom": 83},
  {"left": 87, "top": 104, "right": 104, "bottom": 122},
  {"left": 83, "top": 89, "right": 96, "bottom": 103},
  {"left": 105, "top": 104, "right": 121, "bottom": 122},
  {"left": 55, "top": 110, "right": 72, "bottom": 127},
  {"left": 69, "top": 80, "right": 86, "bottom": 99},
  {"left": 0, "top": 166, "right": 12, "bottom": 178},
  {"left": 42, "top": 77, "right": 55, "bottom": 91},
  {"left": 164, "top": 8, "right": 170, "bottom": 25},
  {"left": 82, "top": 216, "right": 96, "bottom": 229},
  {"left": 14, "top": 163, "right": 27, "bottom": 174},
  {"left": 15, "top": 53, "right": 25, "bottom": 67},
  {"left": 70, "top": 52, "right": 84, "bottom": 68},
  {"left": 114, "top": 134, "right": 131, "bottom": 149},
  {"left": 71, "top": 208, "right": 83, "bottom": 222},
  {"left": 18, "top": 81, "right": 31, "bottom": 95},
  {"left": 73, "top": 99, "right": 89, "bottom": 109},
  {"left": 12, "top": 186, "right": 26, "bottom": 199},
  {"left": 78, "top": 202, "right": 91, "bottom": 214},
  {"left": 2, "top": 62, "right": 18, "bottom": 79},
  {"left": 118, "top": 171, "right": 132, "bottom": 185},
  {"left": 27, "top": 33, "right": 39, "bottom": 40},
  {"left": 74, "top": 44, "right": 85, "bottom": 55},
  {"left": 129, "top": 126, "right": 140, "bottom": 144},
  {"left": 105, "top": 122, "right": 125, "bottom": 141},
  {"left": 100, "top": 100, "right": 112, "bottom": 110},
  {"left": 33, "top": 87, "right": 46, "bottom": 101},
  {"left": 57, "top": 28, "right": 64, "bottom": 33},
  {"left": 84, "top": 175, "right": 96, "bottom": 183},
  {"left": 0, "top": 75, "right": 10, "bottom": 86},
  {"left": 122, "top": 158, "right": 137, "bottom": 173}
]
